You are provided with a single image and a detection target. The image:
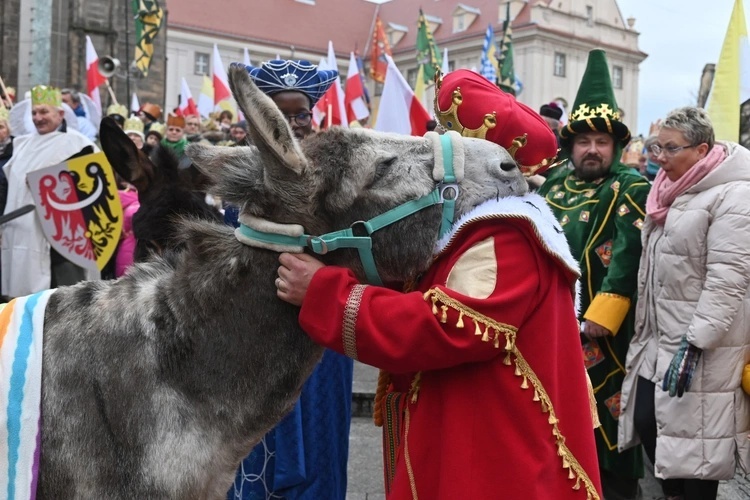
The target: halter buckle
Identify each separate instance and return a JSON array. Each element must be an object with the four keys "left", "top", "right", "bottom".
[{"left": 307, "top": 236, "right": 328, "bottom": 254}]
